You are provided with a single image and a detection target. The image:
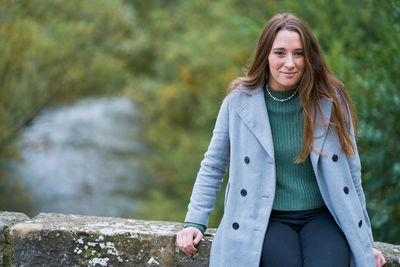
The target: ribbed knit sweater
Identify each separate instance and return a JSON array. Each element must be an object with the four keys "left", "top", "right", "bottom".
[
  {"left": 265, "top": 86, "right": 325, "bottom": 210},
  {"left": 184, "top": 86, "right": 326, "bottom": 232}
]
